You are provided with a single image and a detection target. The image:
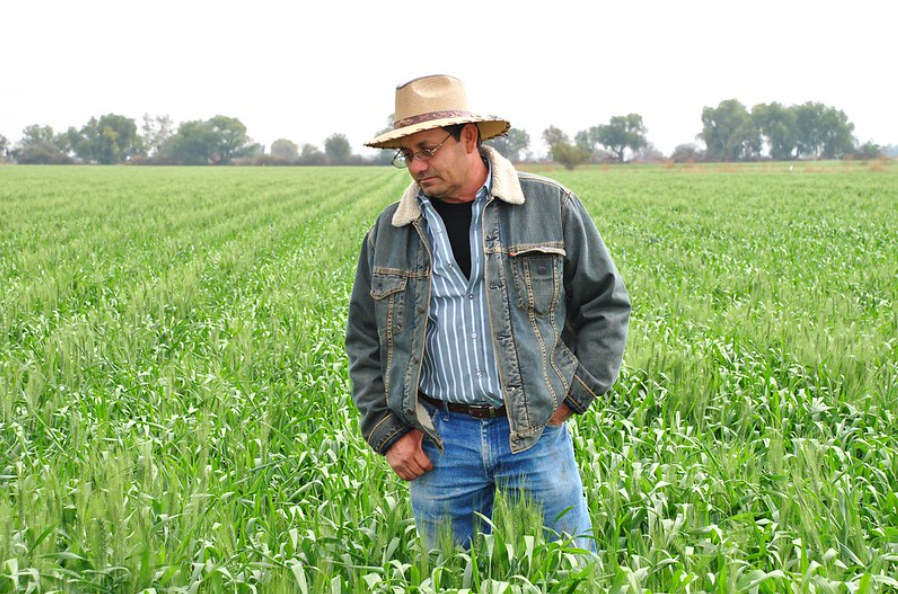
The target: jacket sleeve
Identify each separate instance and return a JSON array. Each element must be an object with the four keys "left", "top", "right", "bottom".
[
  {"left": 345, "top": 225, "right": 412, "bottom": 455},
  {"left": 560, "top": 192, "right": 630, "bottom": 413}
]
